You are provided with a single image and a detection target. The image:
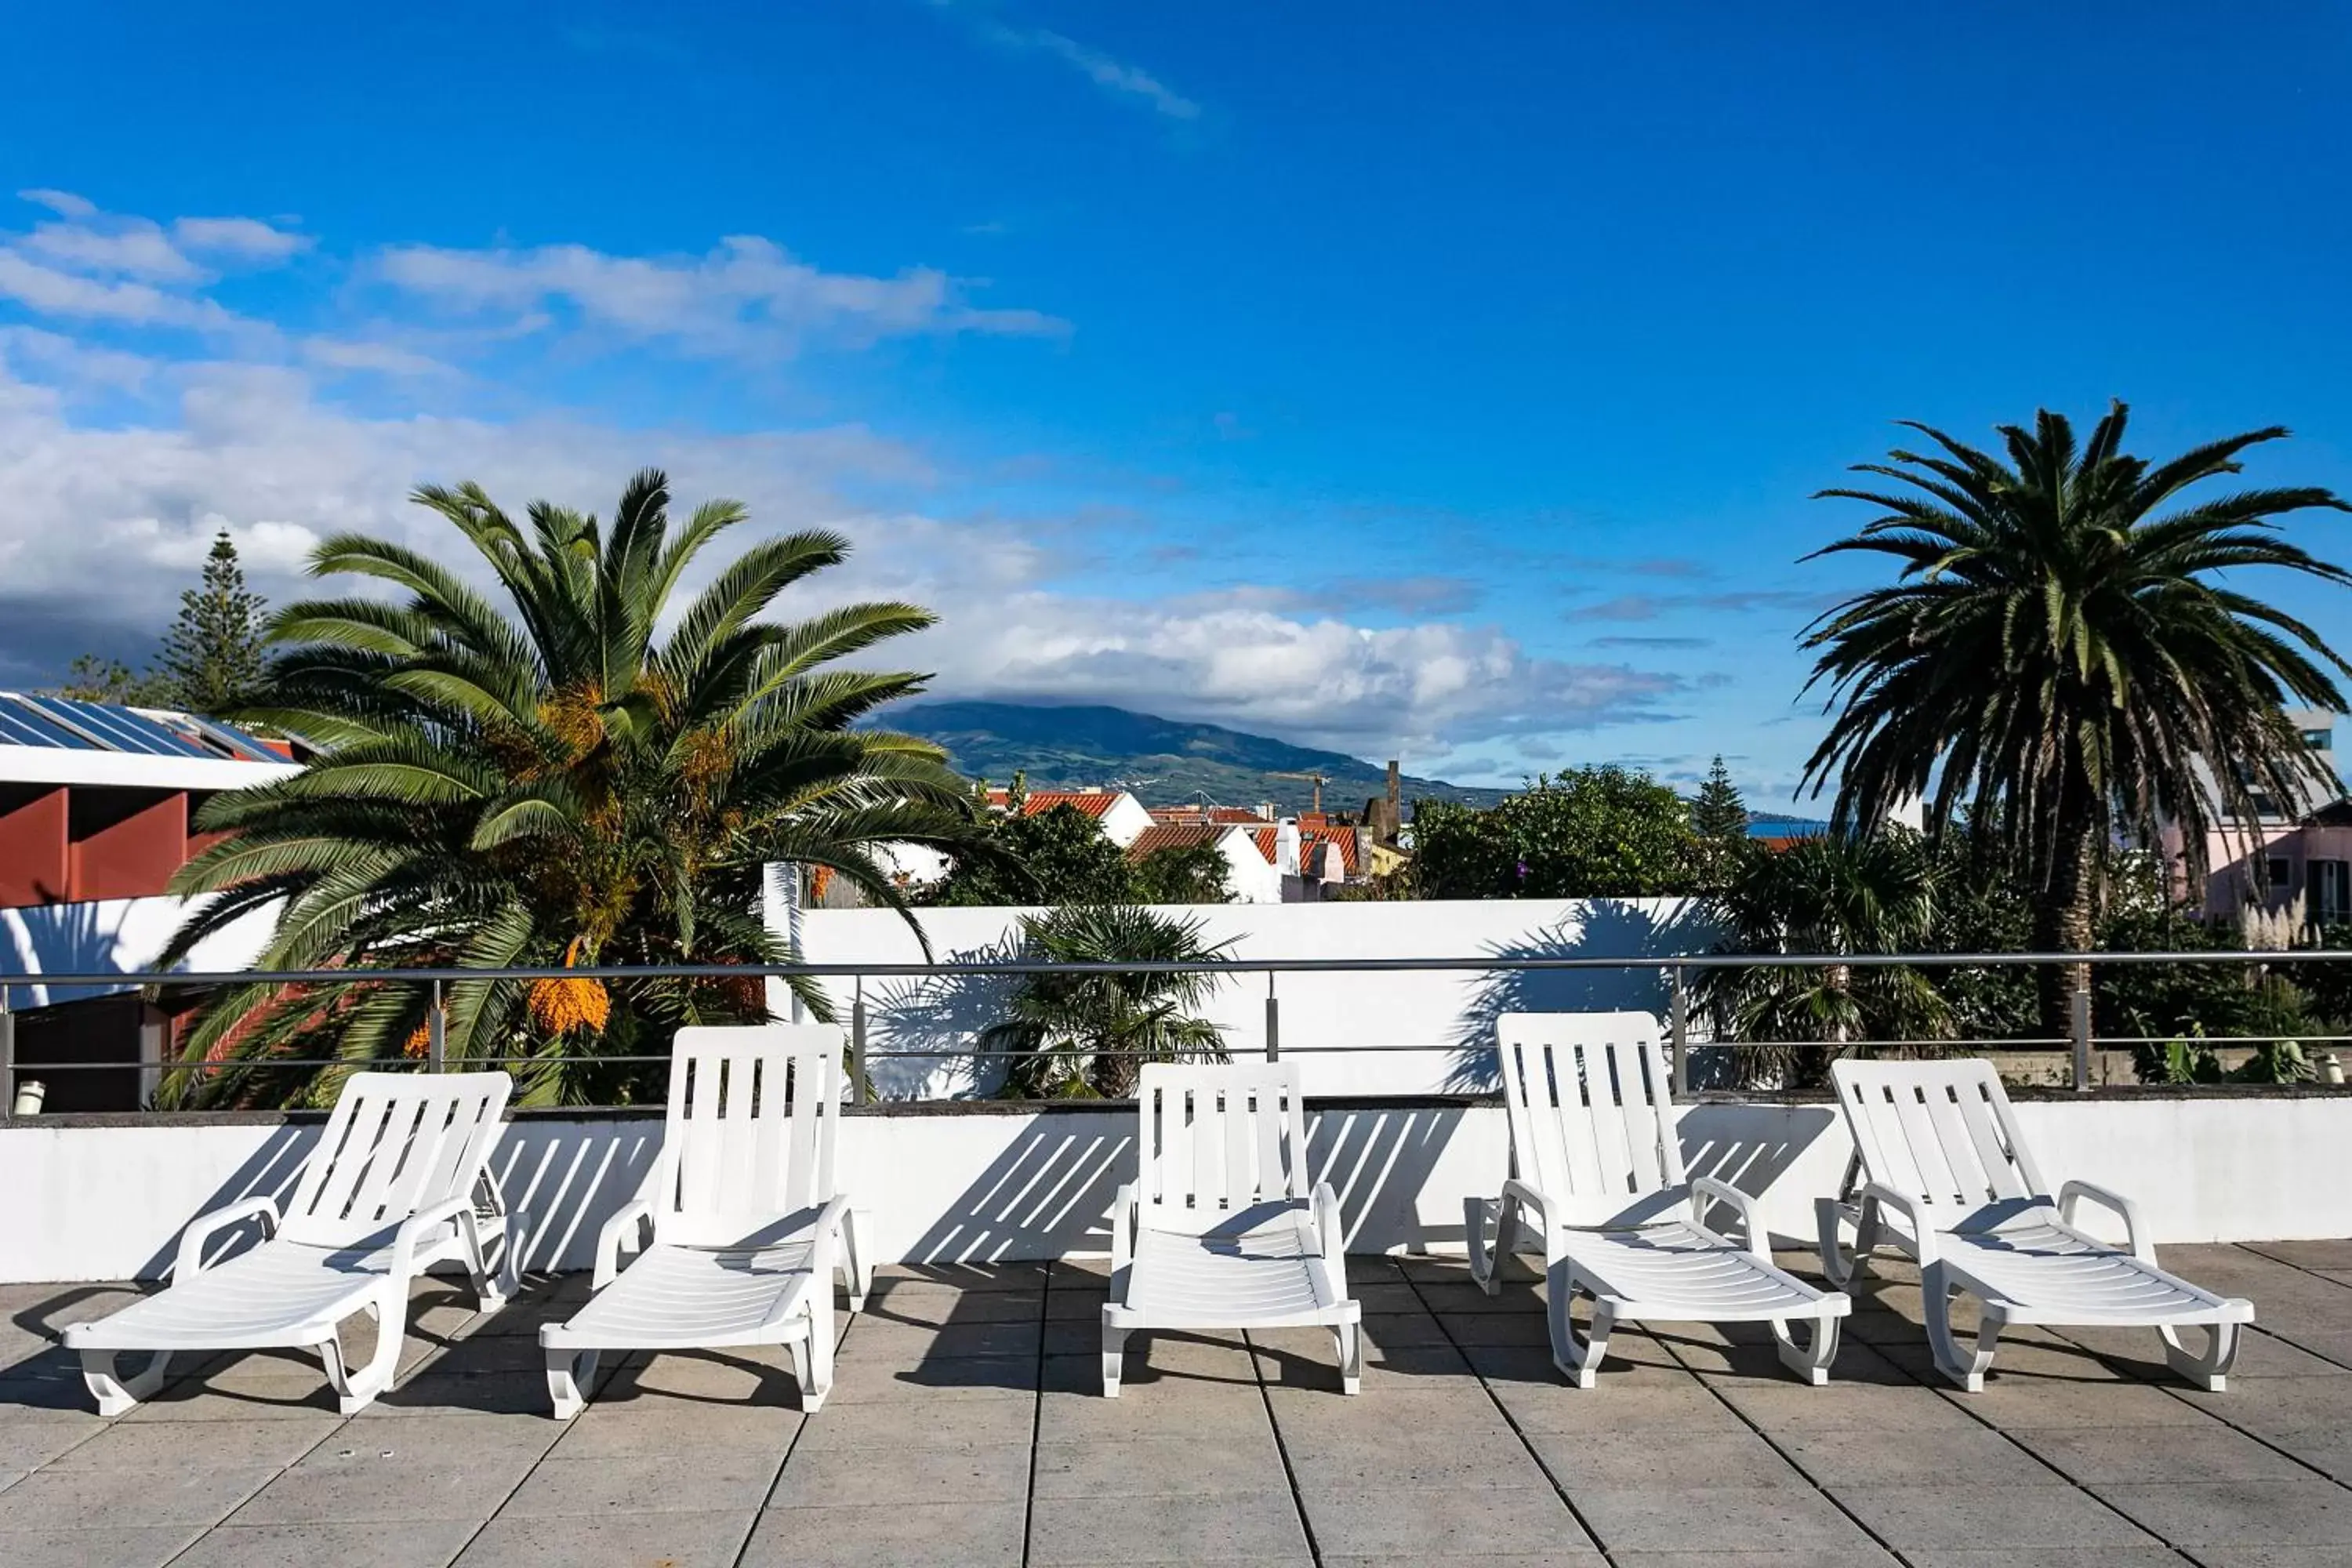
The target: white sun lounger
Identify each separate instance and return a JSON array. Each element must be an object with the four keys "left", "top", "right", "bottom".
[
  {"left": 1817, "top": 1056, "right": 2254, "bottom": 1391},
  {"left": 540, "top": 1025, "right": 871, "bottom": 1417},
  {"left": 1104, "top": 1062, "right": 1359, "bottom": 1396},
  {"left": 1465, "top": 1011, "right": 1849, "bottom": 1387},
  {"left": 63, "top": 1071, "right": 521, "bottom": 1415}
]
